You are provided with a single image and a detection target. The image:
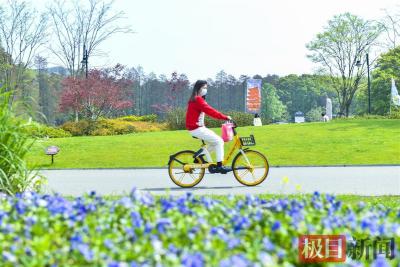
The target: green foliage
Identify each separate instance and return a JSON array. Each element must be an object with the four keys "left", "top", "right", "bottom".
[
  {"left": 205, "top": 111, "right": 254, "bottom": 127},
  {"left": 305, "top": 106, "right": 325, "bottom": 122},
  {"left": 118, "top": 114, "right": 157, "bottom": 122},
  {"left": 306, "top": 13, "right": 382, "bottom": 116},
  {"left": 23, "top": 122, "right": 72, "bottom": 138},
  {"left": 370, "top": 46, "right": 400, "bottom": 115},
  {"left": 0, "top": 88, "right": 45, "bottom": 195},
  {"left": 165, "top": 108, "right": 186, "bottom": 130},
  {"left": 261, "top": 83, "right": 288, "bottom": 123},
  {"left": 275, "top": 74, "right": 336, "bottom": 119}
]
